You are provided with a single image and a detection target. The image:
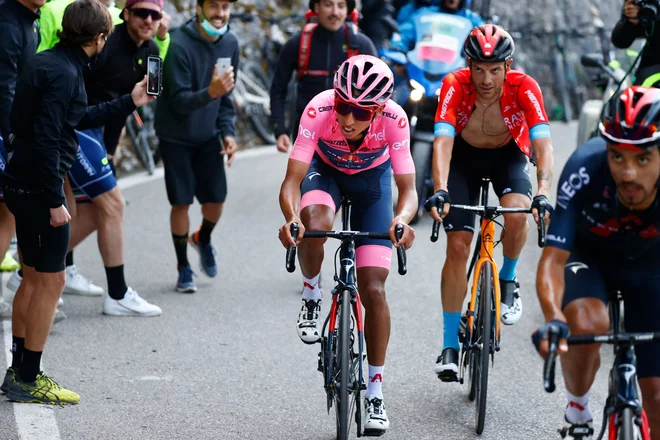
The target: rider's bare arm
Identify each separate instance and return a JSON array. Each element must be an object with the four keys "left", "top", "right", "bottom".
[
  {"left": 279, "top": 158, "right": 309, "bottom": 224},
  {"left": 536, "top": 246, "right": 570, "bottom": 323},
  {"left": 432, "top": 135, "right": 454, "bottom": 192},
  {"left": 393, "top": 173, "right": 417, "bottom": 224},
  {"left": 518, "top": 76, "right": 554, "bottom": 197},
  {"left": 532, "top": 137, "right": 554, "bottom": 197}
]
